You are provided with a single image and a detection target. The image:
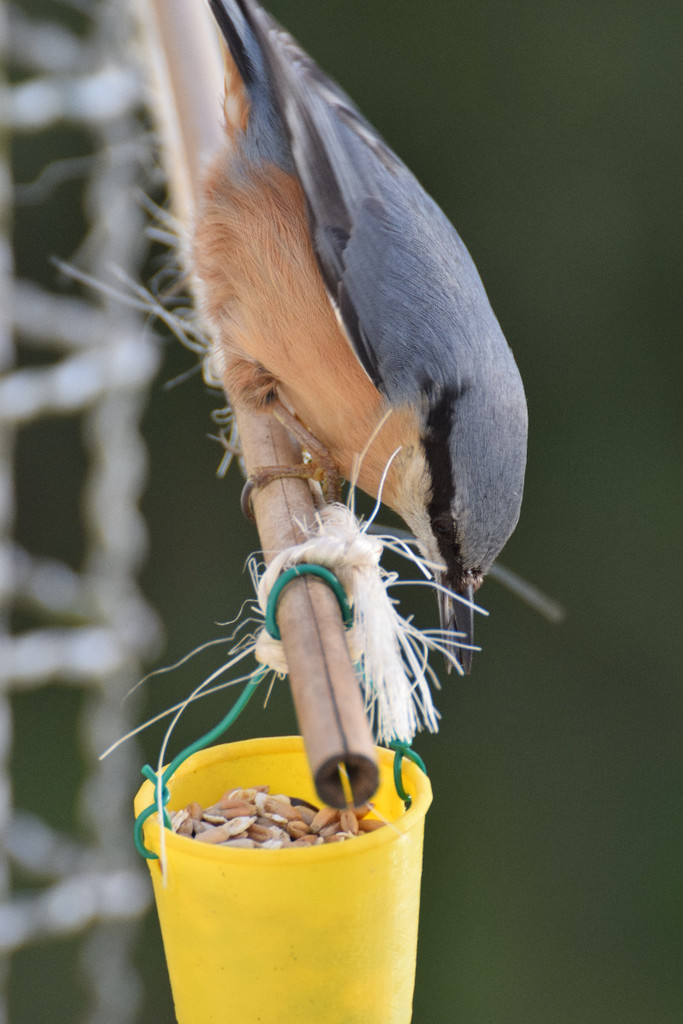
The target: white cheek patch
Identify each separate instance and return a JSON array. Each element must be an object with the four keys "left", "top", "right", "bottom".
[{"left": 391, "top": 449, "right": 444, "bottom": 568}]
